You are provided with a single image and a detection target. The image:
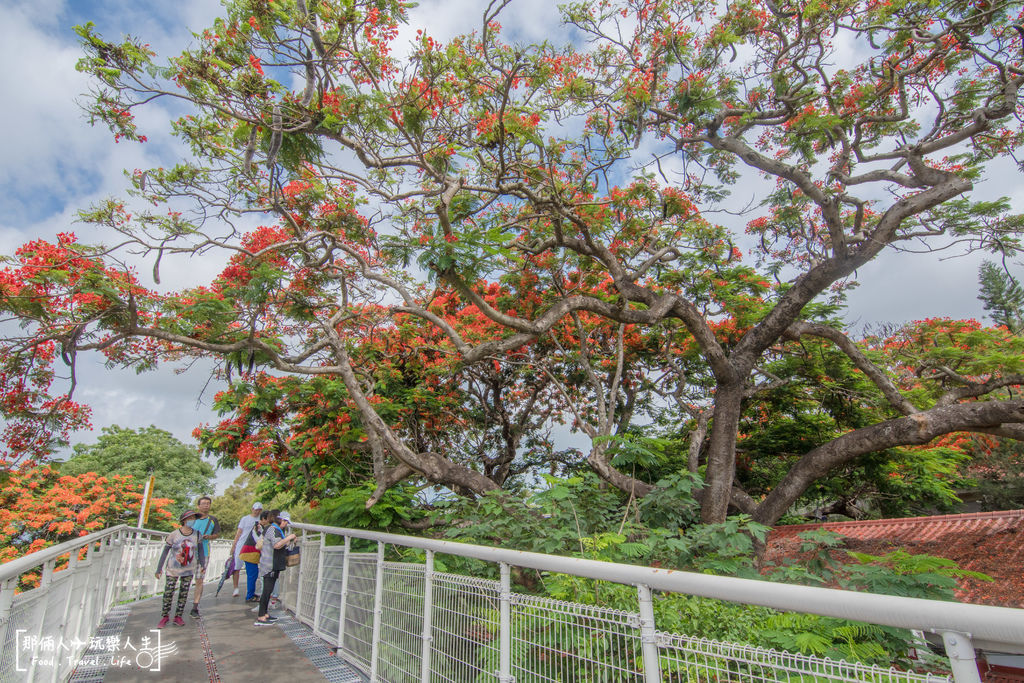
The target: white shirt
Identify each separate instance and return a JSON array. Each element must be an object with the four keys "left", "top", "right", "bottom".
[{"left": 234, "top": 513, "right": 259, "bottom": 559}]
